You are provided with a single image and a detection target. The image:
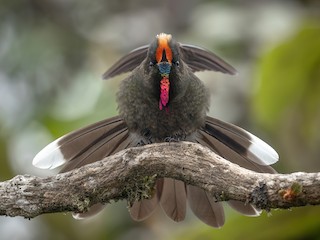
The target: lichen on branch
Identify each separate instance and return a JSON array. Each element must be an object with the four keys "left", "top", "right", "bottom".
[{"left": 0, "top": 142, "right": 319, "bottom": 218}]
